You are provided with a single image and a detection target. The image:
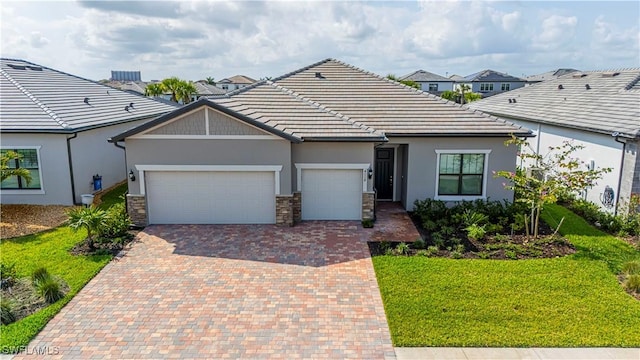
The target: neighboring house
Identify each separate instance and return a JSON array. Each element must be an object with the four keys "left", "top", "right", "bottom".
[
  {"left": 525, "top": 68, "right": 579, "bottom": 85},
  {"left": 192, "top": 80, "right": 226, "bottom": 101},
  {"left": 456, "top": 70, "right": 526, "bottom": 97},
  {"left": 0, "top": 58, "right": 178, "bottom": 205},
  {"left": 215, "top": 75, "right": 256, "bottom": 91},
  {"left": 111, "top": 70, "right": 142, "bottom": 82},
  {"left": 468, "top": 69, "right": 640, "bottom": 213},
  {"left": 110, "top": 59, "right": 531, "bottom": 226},
  {"left": 399, "top": 70, "right": 455, "bottom": 94}
]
